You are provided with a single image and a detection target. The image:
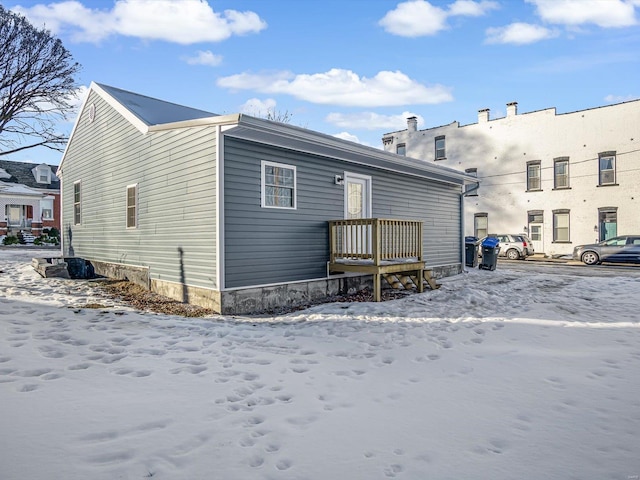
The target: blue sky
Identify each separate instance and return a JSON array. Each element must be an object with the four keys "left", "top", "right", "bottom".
[{"left": 5, "top": 0, "right": 640, "bottom": 165}]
